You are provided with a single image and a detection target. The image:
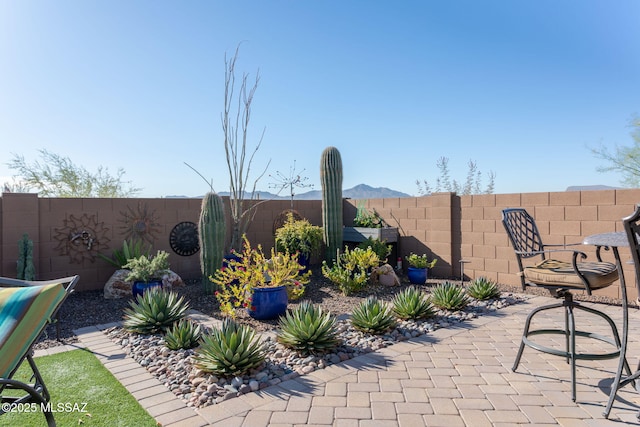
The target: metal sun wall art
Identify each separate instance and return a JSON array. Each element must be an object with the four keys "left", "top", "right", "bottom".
[
  {"left": 54, "top": 213, "right": 110, "bottom": 264},
  {"left": 118, "top": 203, "right": 161, "bottom": 244},
  {"left": 169, "top": 222, "right": 200, "bottom": 256}
]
